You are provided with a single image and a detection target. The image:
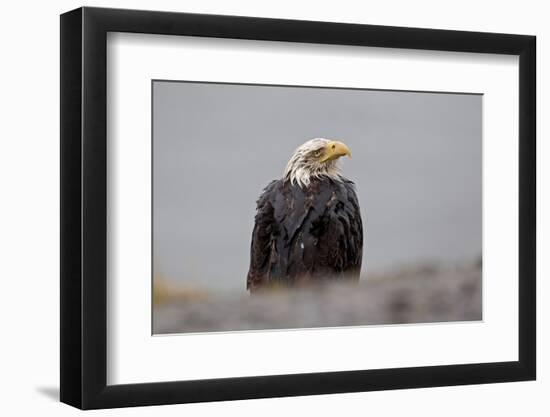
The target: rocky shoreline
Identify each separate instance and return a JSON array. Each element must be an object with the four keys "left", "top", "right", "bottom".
[{"left": 154, "top": 262, "right": 482, "bottom": 334}]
